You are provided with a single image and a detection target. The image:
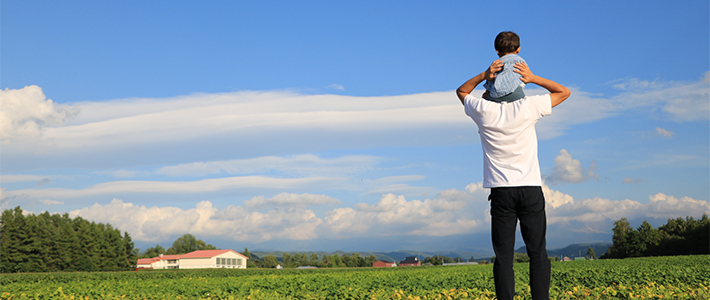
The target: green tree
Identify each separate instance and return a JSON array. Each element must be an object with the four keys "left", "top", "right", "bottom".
[
  {"left": 0, "top": 207, "right": 23, "bottom": 273},
  {"left": 242, "top": 247, "right": 258, "bottom": 268},
  {"left": 262, "top": 255, "right": 279, "bottom": 268},
  {"left": 586, "top": 247, "right": 597, "bottom": 260},
  {"left": 514, "top": 253, "right": 530, "bottom": 263},
  {"left": 366, "top": 254, "right": 377, "bottom": 267},
  {"left": 142, "top": 244, "right": 166, "bottom": 258},
  {"left": 351, "top": 253, "right": 366, "bottom": 267},
  {"left": 123, "top": 232, "right": 138, "bottom": 269},
  {"left": 331, "top": 254, "right": 344, "bottom": 268},
  {"left": 166, "top": 234, "right": 216, "bottom": 254},
  {"left": 282, "top": 253, "right": 294, "bottom": 268},
  {"left": 73, "top": 217, "right": 99, "bottom": 272},
  {"left": 296, "top": 253, "right": 309, "bottom": 266},
  {"left": 602, "top": 218, "right": 633, "bottom": 258},
  {"left": 637, "top": 220, "right": 662, "bottom": 256},
  {"left": 341, "top": 254, "right": 353, "bottom": 267}
]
